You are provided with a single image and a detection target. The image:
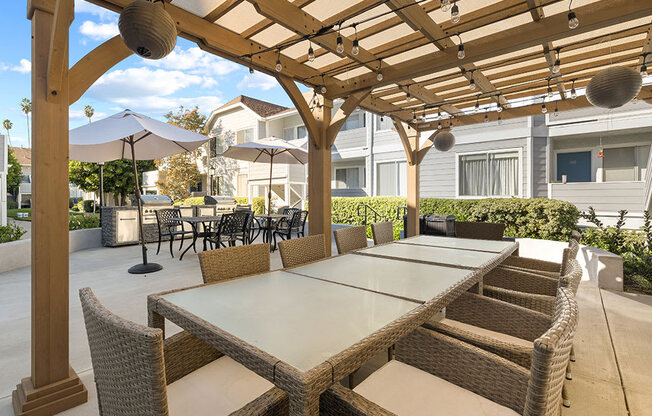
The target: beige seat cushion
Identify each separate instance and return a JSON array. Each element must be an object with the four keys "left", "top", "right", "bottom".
[
  {"left": 354, "top": 360, "right": 519, "bottom": 416},
  {"left": 167, "top": 355, "right": 275, "bottom": 415},
  {"left": 440, "top": 318, "right": 532, "bottom": 349}
]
